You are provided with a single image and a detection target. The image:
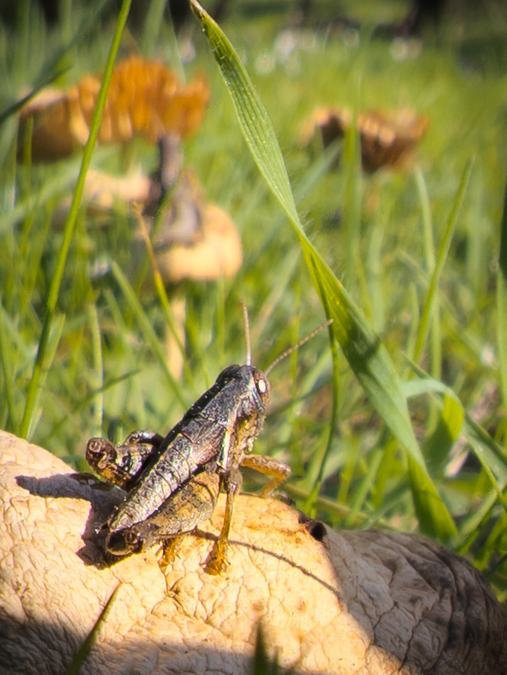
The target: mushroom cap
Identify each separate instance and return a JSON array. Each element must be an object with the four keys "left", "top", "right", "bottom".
[
  {"left": 1, "top": 430, "right": 506, "bottom": 674},
  {"left": 20, "top": 56, "right": 210, "bottom": 161}
]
